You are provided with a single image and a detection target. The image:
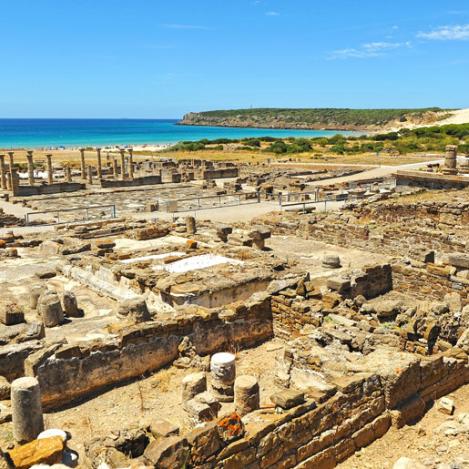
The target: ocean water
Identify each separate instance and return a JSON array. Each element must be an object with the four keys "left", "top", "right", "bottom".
[{"left": 0, "top": 119, "right": 355, "bottom": 149}]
